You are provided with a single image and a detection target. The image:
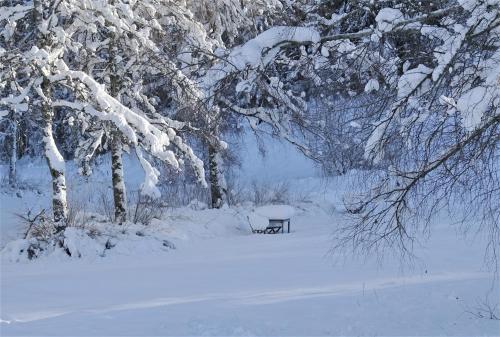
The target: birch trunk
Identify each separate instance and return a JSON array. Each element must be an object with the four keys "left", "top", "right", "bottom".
[
  {"left": 111, "top": 132, "right": 127, "bottom": 223},
  {"left": 34, "top": 0, "right": 68, "bottom": 227},
  {"left": 8, "top": 119, "right": 17, "bottom": 188},
  {"left": 108, "top": 18, "right": 127, "bottom": 224},
  {"left": 41, "top": 77, "right": 68, "bottom": 227},
  {"left": 208, "top": 144, "right": 226, "bottom": 209}
]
